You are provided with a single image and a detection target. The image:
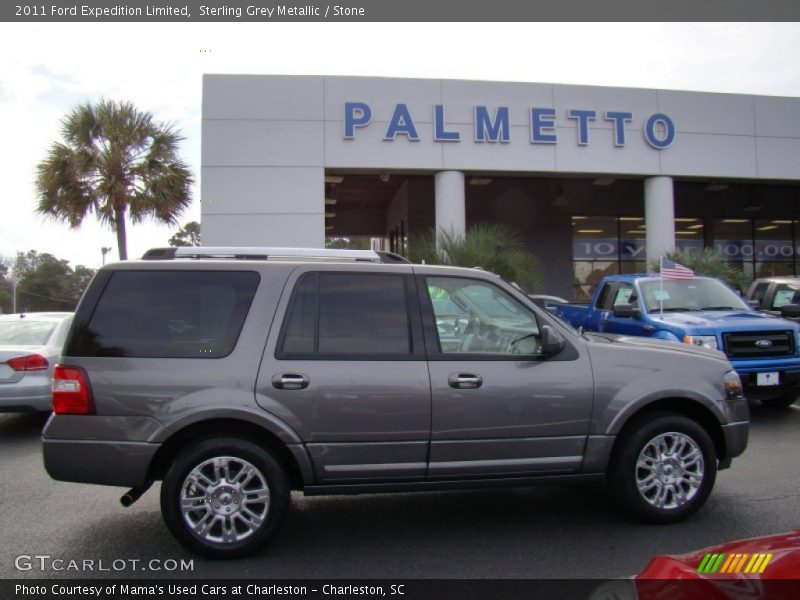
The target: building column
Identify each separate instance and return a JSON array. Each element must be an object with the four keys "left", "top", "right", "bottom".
[
  {"left": 434, "top": 171, "right": 466, "bottom": 238},
  {"left": 645, "top": 176, "right": 675, "bottom": 268}
]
